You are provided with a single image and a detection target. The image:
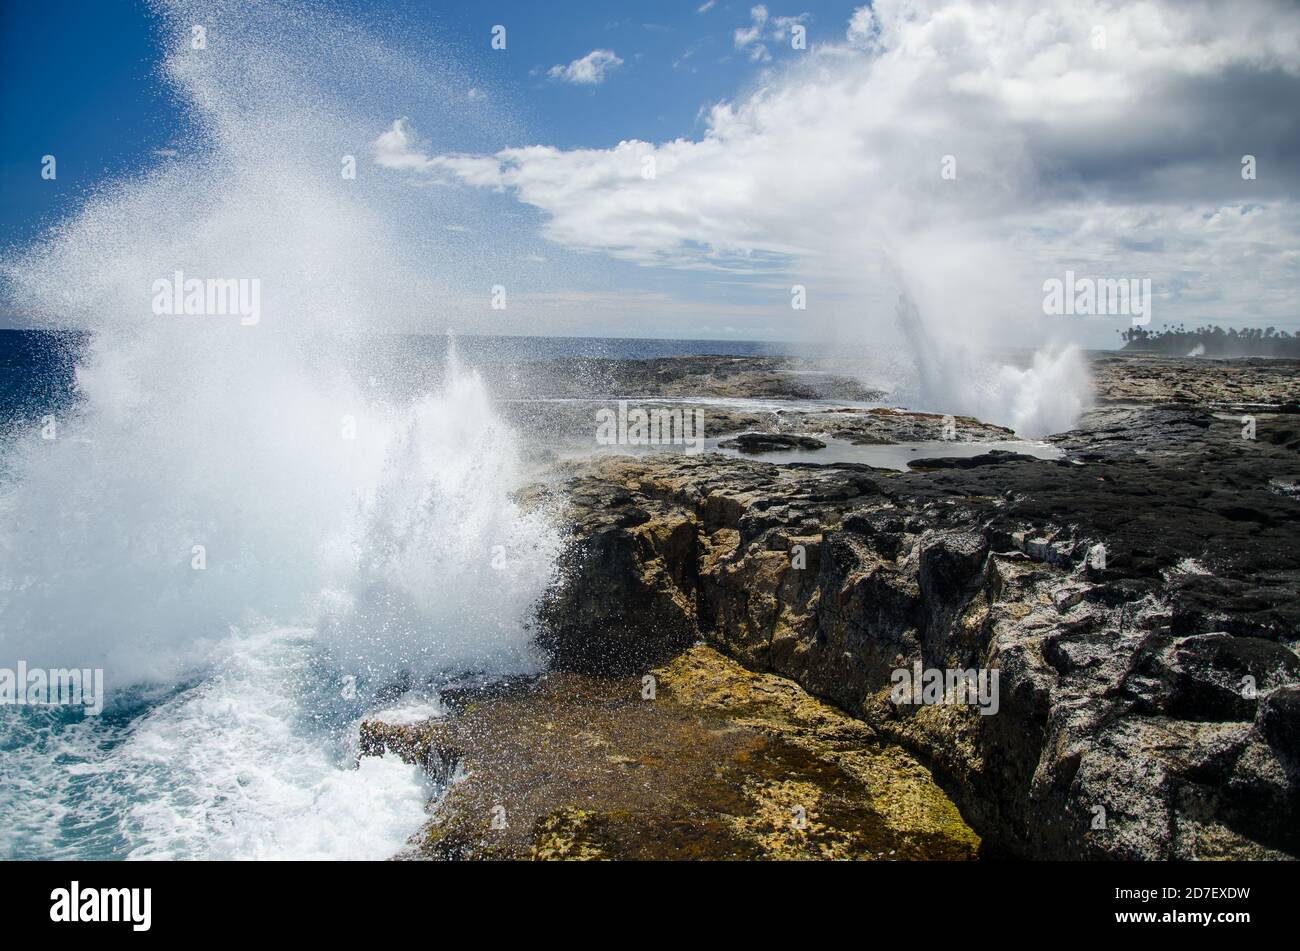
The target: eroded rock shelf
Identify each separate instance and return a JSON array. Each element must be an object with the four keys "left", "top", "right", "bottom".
[{"left": 364, "top": 354, "right": 1300, "bottom": 861}]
